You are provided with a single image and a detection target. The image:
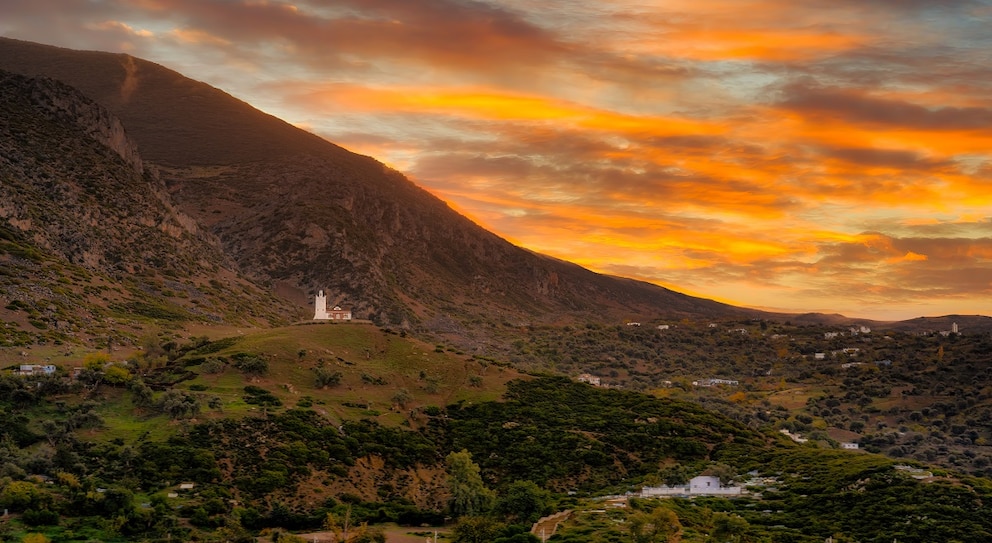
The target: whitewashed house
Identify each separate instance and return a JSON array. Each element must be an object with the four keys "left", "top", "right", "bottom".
[
  {"left": 641, "top": 475, "right": 743, "bottom": 497},
  {"left": 577, "top": 374, "right": 602, "bottom": 386}
]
